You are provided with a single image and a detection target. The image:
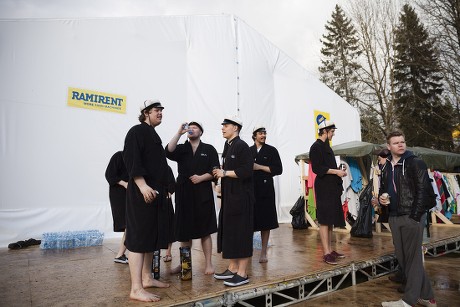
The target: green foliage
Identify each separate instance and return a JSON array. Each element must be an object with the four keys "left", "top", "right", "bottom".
[
  {"left": 393, "top": 4, "right": 455, "bottom": 150},
  {"left": 319, "top": 5, "right": 361, "bottom": 108}
]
